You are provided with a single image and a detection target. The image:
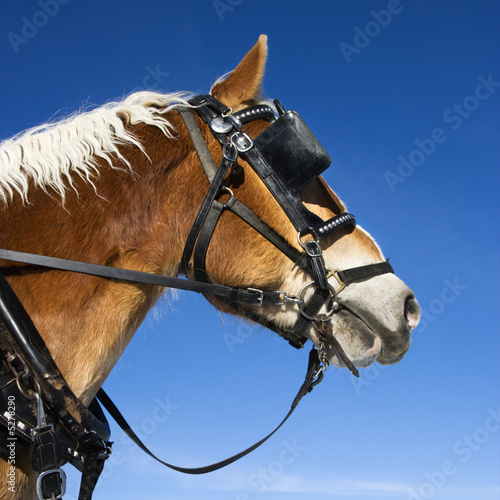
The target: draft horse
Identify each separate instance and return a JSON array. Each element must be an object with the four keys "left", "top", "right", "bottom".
[{"left": 0, "top": 35, "right": 420, "bottom": 499}]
